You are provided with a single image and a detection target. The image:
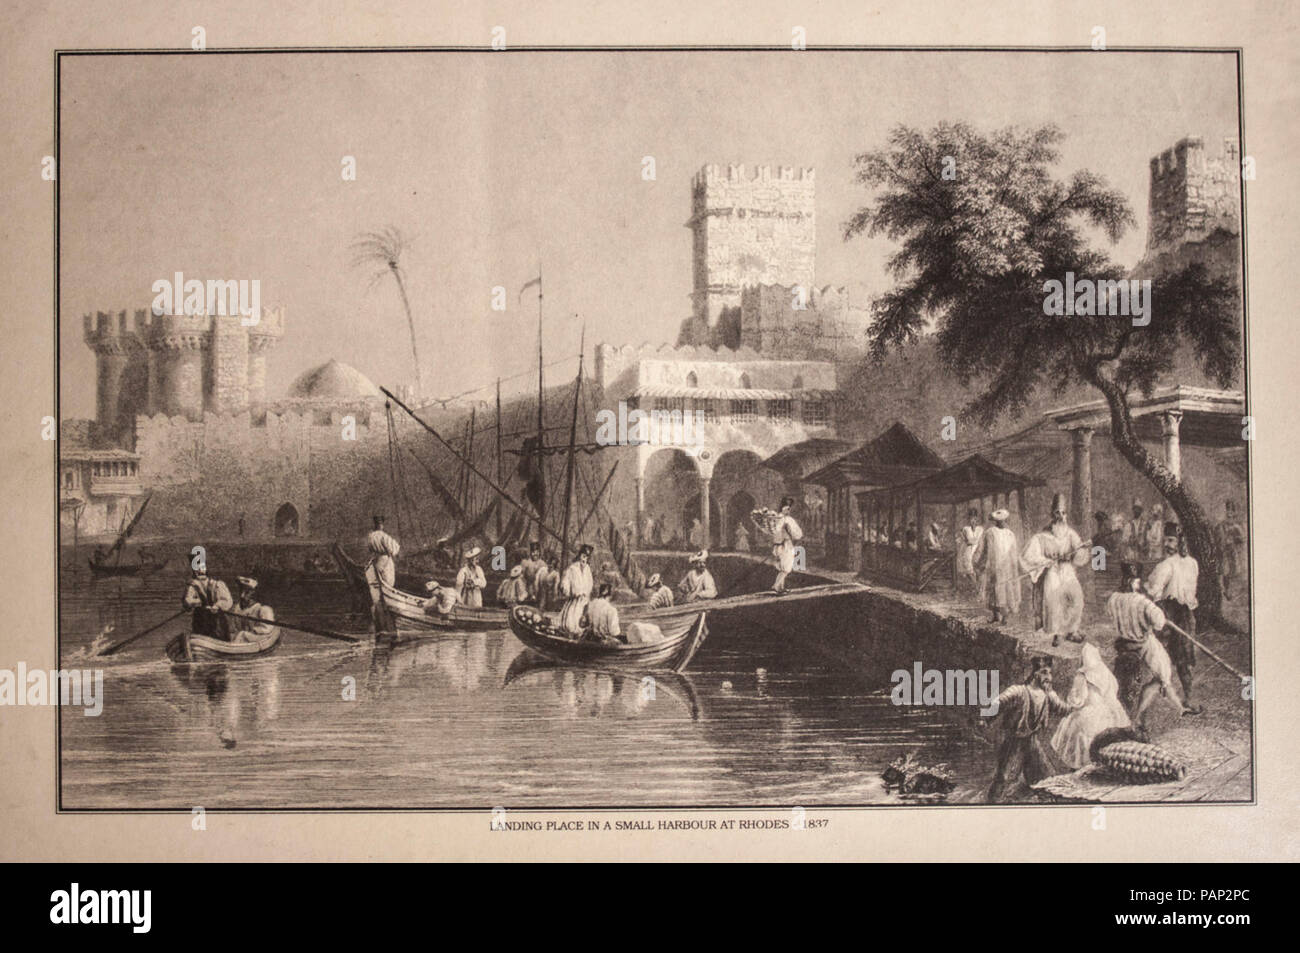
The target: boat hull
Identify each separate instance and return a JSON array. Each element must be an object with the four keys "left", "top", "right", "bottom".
[
  {"left": 166, "top": 628, "right": 282, "bottom": 662},
  {"left": 507, "top": 605, "right": 707, "bottom": 672}
]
